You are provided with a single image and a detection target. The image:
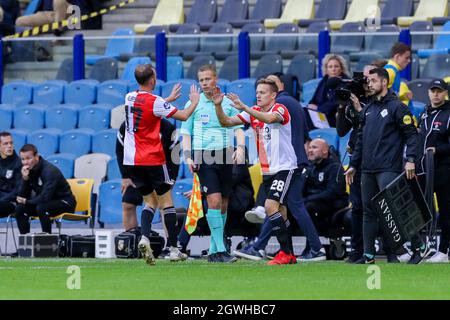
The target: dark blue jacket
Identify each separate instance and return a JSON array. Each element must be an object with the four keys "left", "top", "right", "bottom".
[
  {"left": 276, "top": 90, "right": 310, "bottom": 169},
  {"left": 0, "top": 151, "right": 22, "bottom": 202},
  {"left": 350, "top": 90, "right": 418, "bottom": 173},
  {"left": 0, "top": 0, "right": 19, "bottom": 25}
]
